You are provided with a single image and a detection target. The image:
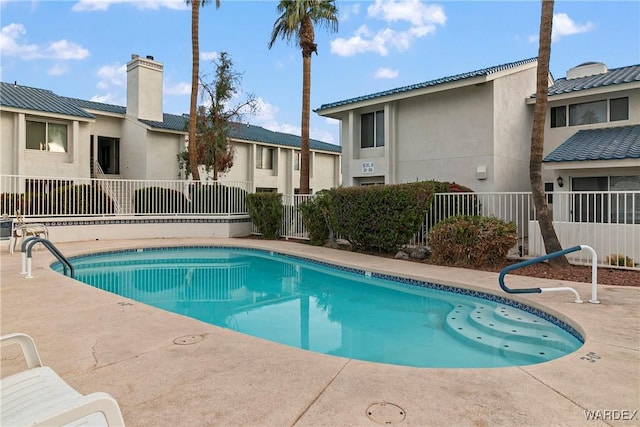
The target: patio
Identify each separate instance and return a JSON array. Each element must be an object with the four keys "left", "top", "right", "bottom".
[{"left": 1, "top": 238, "right": 638, "bottom": 426}]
